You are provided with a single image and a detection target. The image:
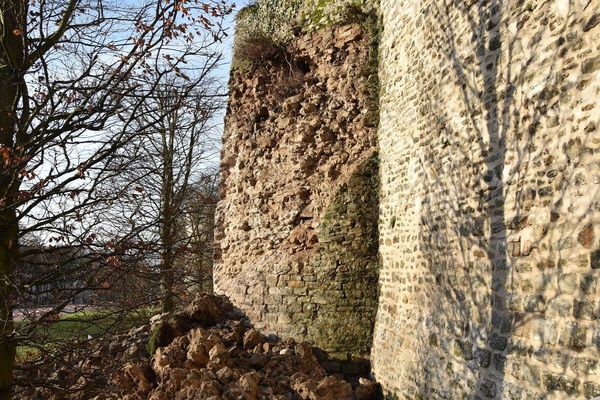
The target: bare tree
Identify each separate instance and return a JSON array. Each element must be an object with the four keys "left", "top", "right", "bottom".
[
  {"left": 0, "top": 0, "right": 231, "bottom": 397},
  {"left": 178, "top": 175, "right": 219, "bottom": 295},
  {"left": 111, "top": 75, "right": 223, "bottom": 313}
]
